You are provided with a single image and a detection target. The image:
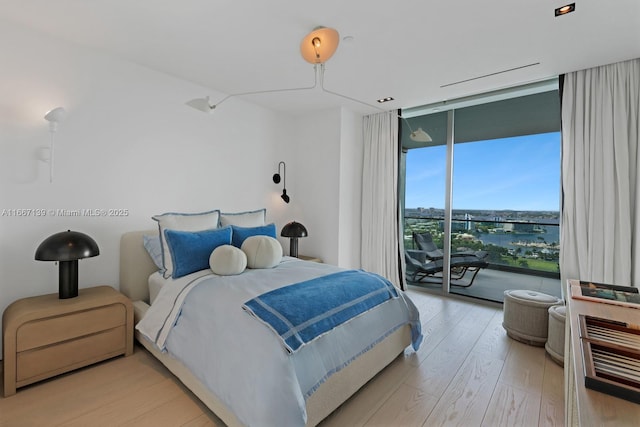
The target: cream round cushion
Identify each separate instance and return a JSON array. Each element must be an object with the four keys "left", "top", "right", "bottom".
[
  {"left": 209, "top": 244, "right": 247, "bottom": 275},
  {"left": 503, "top": 289, "right": 562, "bottom": 346},
  {"left": 545, "top": 305, "right": 567, "bottom": 366},
  {"left": 241, "top": 236, "right": 282, "bottom": 269}
]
